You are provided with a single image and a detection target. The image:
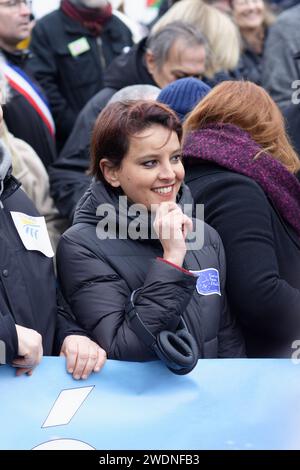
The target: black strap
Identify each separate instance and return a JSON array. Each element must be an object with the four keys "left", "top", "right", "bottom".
[{"left": 125, "top": 289, "right": 157, "bottom": 349}]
